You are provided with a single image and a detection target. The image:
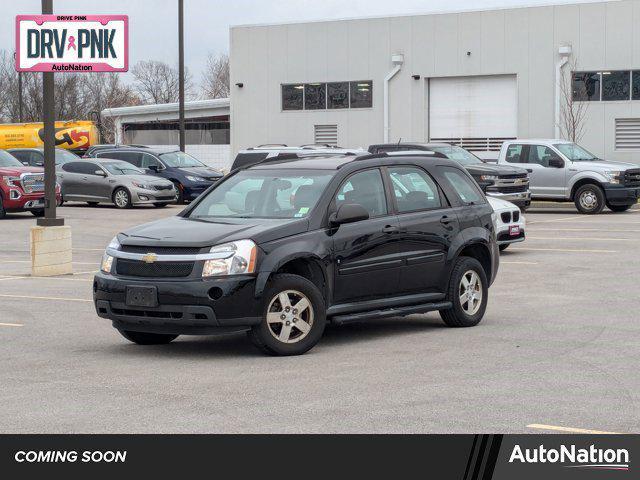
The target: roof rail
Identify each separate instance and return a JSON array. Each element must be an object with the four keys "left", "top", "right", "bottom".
[
  {"left": 300, "top": 143, "right": 342, "bottom": 149},
  {"left": 251, "top": 144, "right": 289, "bottom": 149}
]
